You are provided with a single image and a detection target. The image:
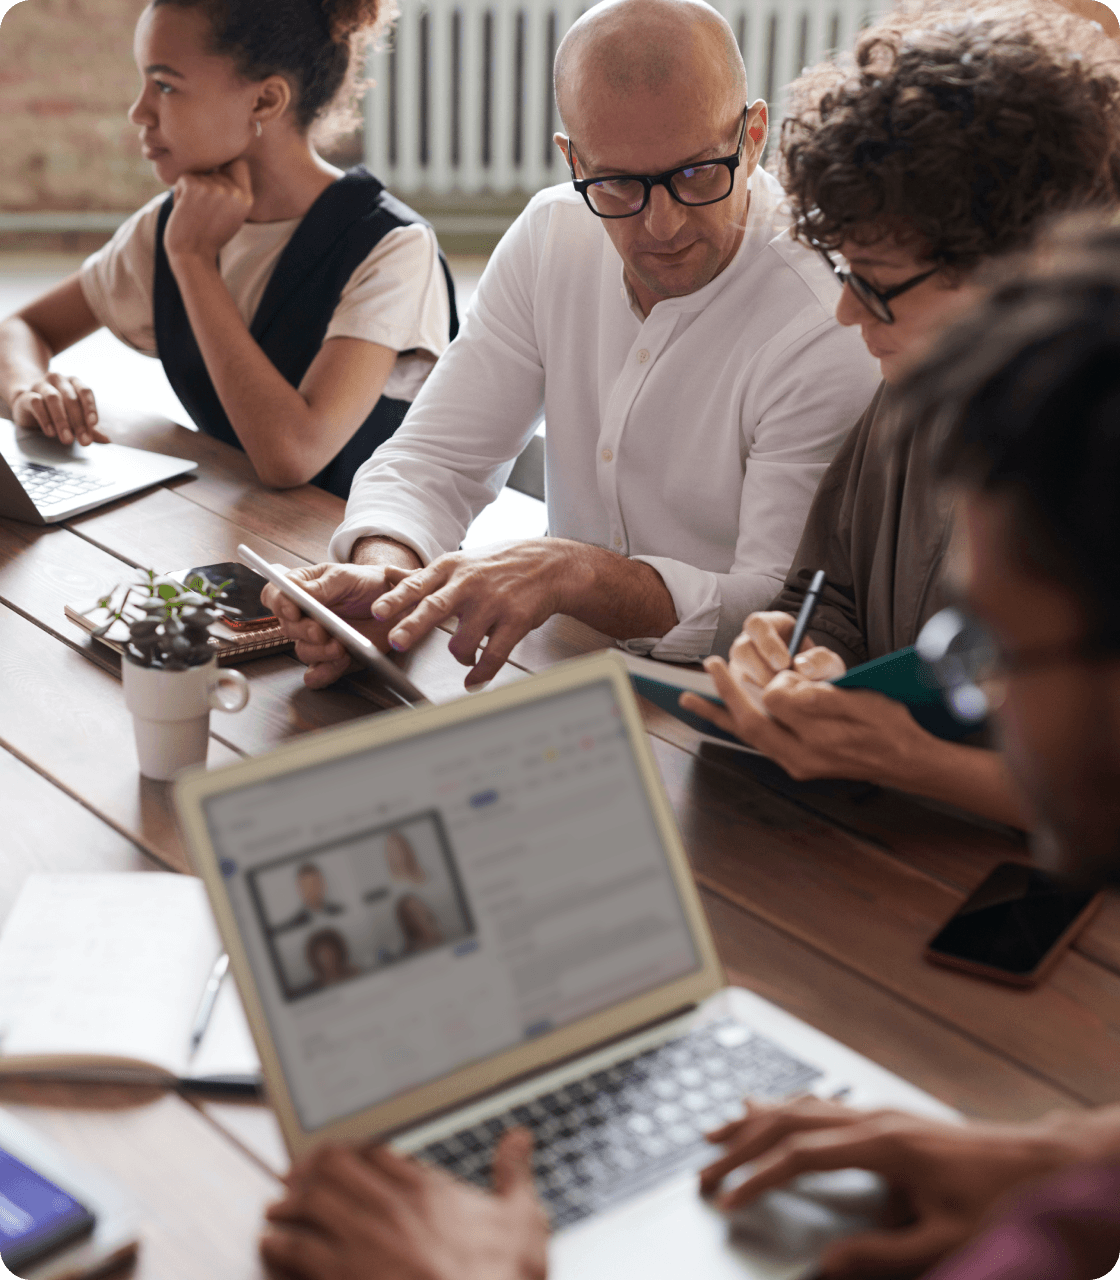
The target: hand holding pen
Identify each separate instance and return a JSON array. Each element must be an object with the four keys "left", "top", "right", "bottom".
[{"left": 786, "top": 569, "right": 827, "bottom": 667}]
